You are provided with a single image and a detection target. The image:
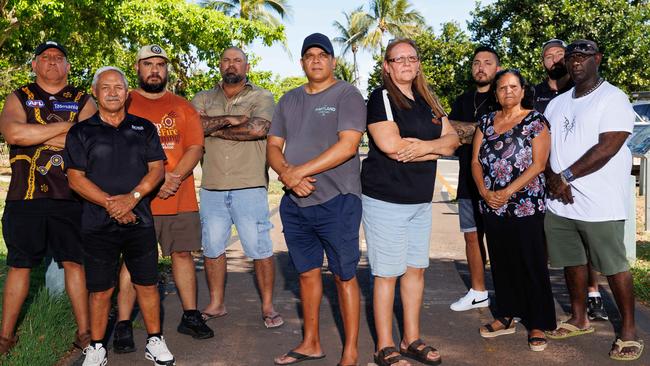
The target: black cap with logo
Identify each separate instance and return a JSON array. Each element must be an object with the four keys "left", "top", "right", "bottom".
[
  {"left": 301, "top": 33, "right": 334, "bottom": 57},
  {"left": 34, "top": 41, "right": 68, "bottom": 57}
]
